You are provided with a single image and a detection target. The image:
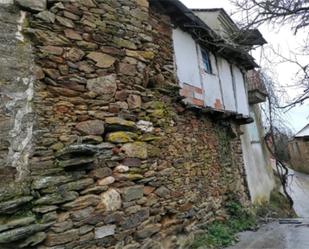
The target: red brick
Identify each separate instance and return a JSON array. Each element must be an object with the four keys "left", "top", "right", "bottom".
[
  {"left": 214, "top": 99, "right": 223, "bottom": 109},
  {"left": 194, "top": 87, "right": 203, "bottom": 94},
  {"left": 192, "top": 98, "right": 204, "bottom": 106}
]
